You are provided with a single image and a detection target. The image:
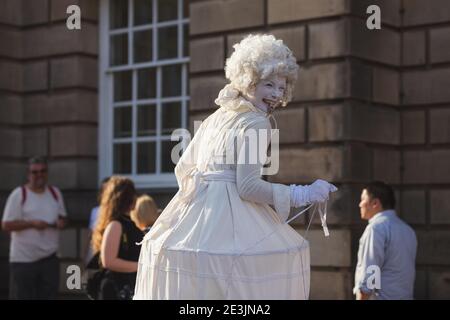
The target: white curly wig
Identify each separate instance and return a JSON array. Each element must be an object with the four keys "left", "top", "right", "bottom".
[{"left": 225, "top": 34, "right": 299, "bottom": 107}]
